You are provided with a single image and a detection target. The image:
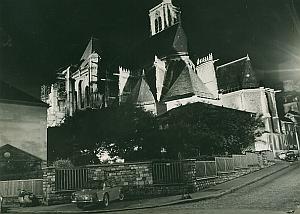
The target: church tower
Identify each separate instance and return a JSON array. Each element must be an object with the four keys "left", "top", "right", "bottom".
[{"left": 149, "top": 0, "right": 181, "bottom": 36}]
